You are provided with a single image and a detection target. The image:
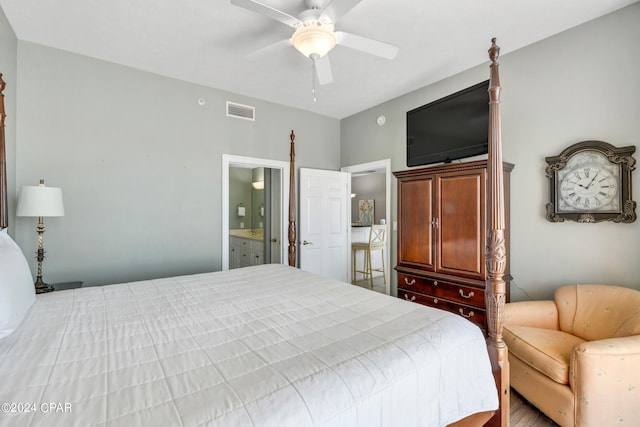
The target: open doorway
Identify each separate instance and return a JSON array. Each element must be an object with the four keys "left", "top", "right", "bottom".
[
  {"left": 222, "top": 155, "right": 289, "bottom": 271},
  {"left": 341, "top": 159, "right": 391, "bottom": 295}
]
